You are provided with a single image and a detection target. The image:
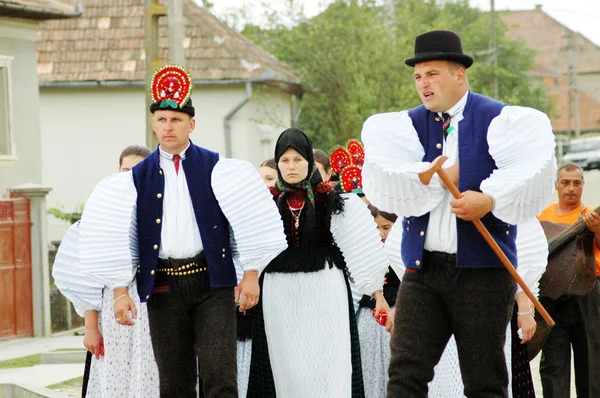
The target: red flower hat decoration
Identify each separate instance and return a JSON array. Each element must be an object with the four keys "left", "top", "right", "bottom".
[{"left": 149, "top": 64, "right": 193, "bottom": 109}]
